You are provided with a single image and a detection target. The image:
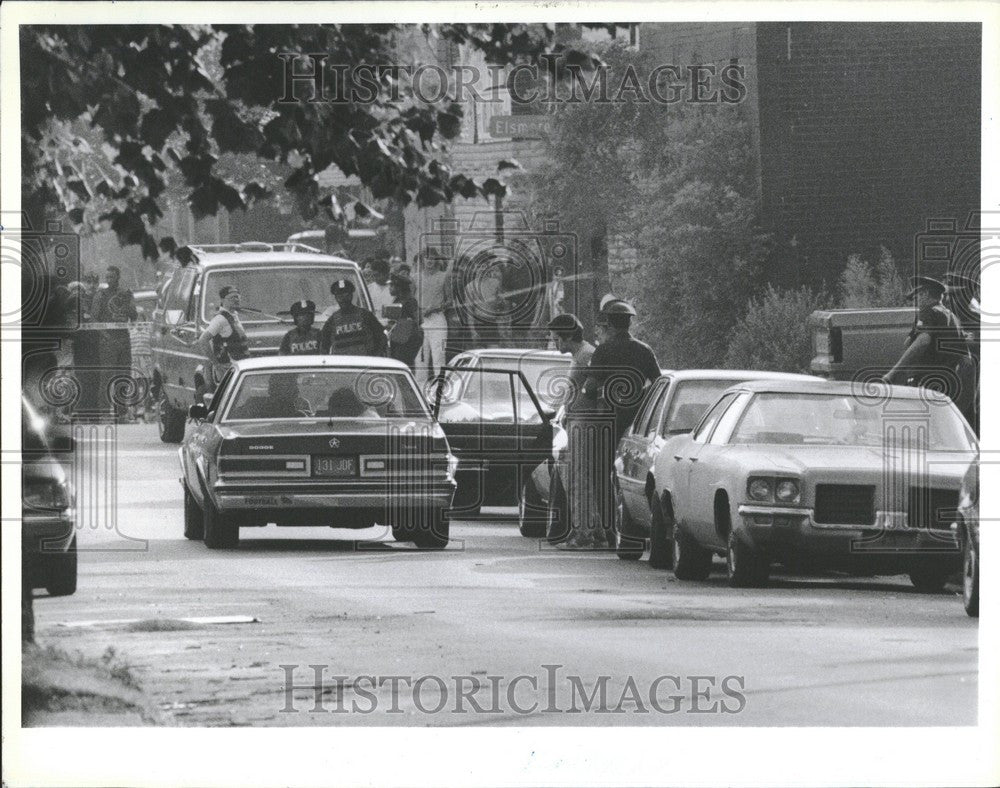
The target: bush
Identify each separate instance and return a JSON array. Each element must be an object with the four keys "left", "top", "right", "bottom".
[
  {"left": 839, "top": 247, "right": 907, "bottom": 308},
  {"left": 724, "top": 284, "right": 830, "bottom": 373}
]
